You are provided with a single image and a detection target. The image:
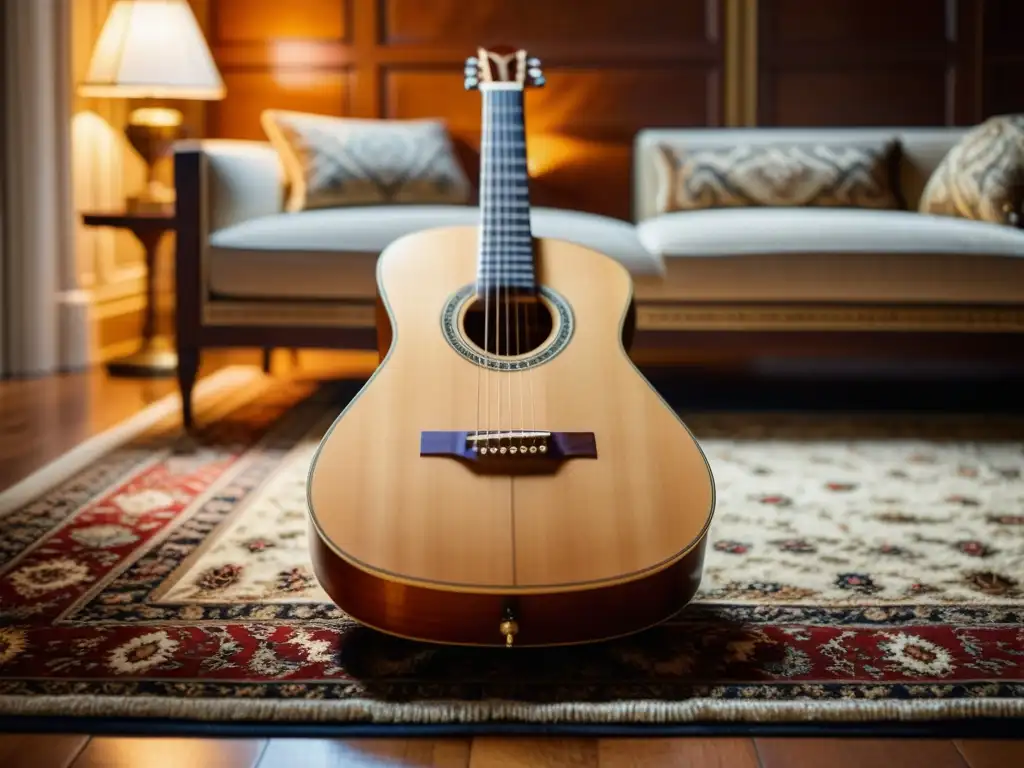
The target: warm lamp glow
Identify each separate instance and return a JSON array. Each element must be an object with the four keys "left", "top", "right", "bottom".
[
  {"left": 129, "top": 107, "right": 184, "bottom": 128},
  {"left": 527, "top": 134, "right": 601, "bottom": 177},
  {"left": 76, "top": 0, "right": 224, "bottom": 212},
  {"left": 77, "top": 0, "right": 225, "bottom": 101}
]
